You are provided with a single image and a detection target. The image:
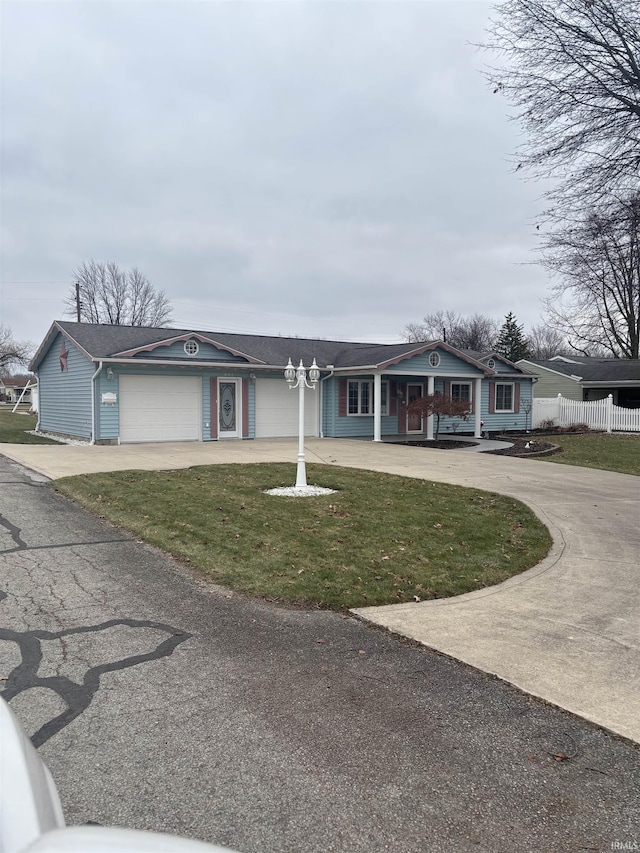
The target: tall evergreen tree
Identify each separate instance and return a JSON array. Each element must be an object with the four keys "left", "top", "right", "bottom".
[{"left": 494, "top": 312, "right": 531, "bottom": 362}]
